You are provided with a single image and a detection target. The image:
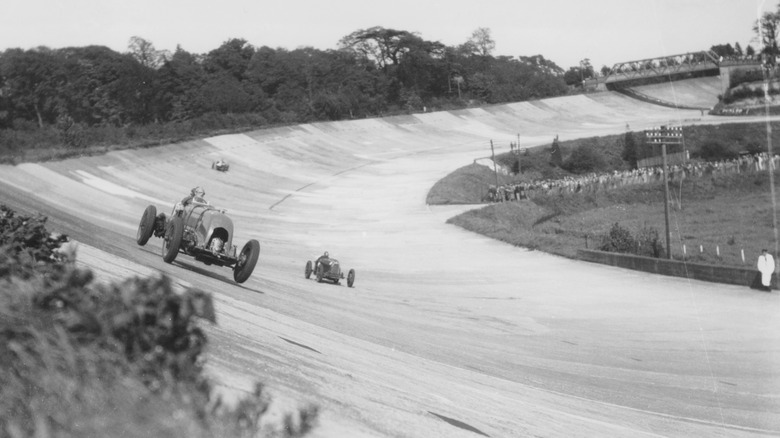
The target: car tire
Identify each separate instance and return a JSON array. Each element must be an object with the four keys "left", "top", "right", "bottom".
[
  {"left": 136, "top": 205, "right": 157, "bottom": 246},
  {"left": 347, "top": 269, "right": 355, "bottom": 288},
  {"left": 305, "top": 260, "right": 312, "bottom": 279},
  {"left": 233, "top": 239, "right": 260, "bottom": 284},
  {"left": 316, "top": 265, "right": 323, "bottom": 283},
  {"left": 162, "top": 217, "right": 184, "bottom": 263}
]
